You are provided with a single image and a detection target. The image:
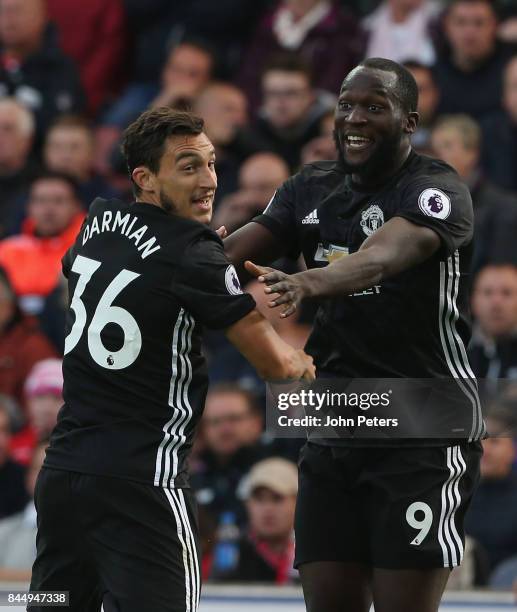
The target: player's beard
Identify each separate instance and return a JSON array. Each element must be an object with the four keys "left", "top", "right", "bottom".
[
  {"left": 333, "top": 127, "right": 405, "bottom": 182},
  {"left": 159, "top": 188, "right": 177, "bottom": 215}
]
